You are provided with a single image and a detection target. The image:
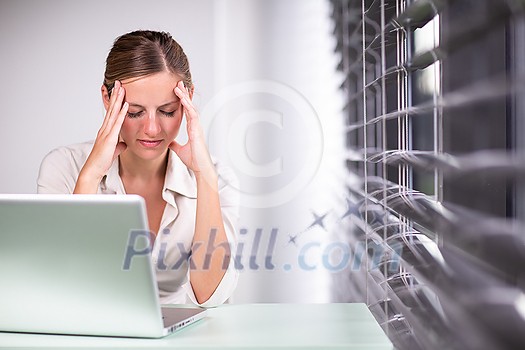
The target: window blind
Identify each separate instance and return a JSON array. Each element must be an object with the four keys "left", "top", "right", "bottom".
[{"left": 330, "top": 0, "right": 525, "bottom": 349}]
